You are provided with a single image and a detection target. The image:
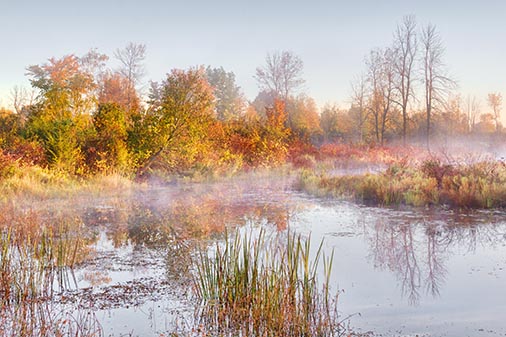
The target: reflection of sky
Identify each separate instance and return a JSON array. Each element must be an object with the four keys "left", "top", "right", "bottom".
[
  {"left": 1, "top": 0, "right": 506, "bottom": 113},
  {"left": 295, "top": 202, "right": 506, "bottom": 336}
]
